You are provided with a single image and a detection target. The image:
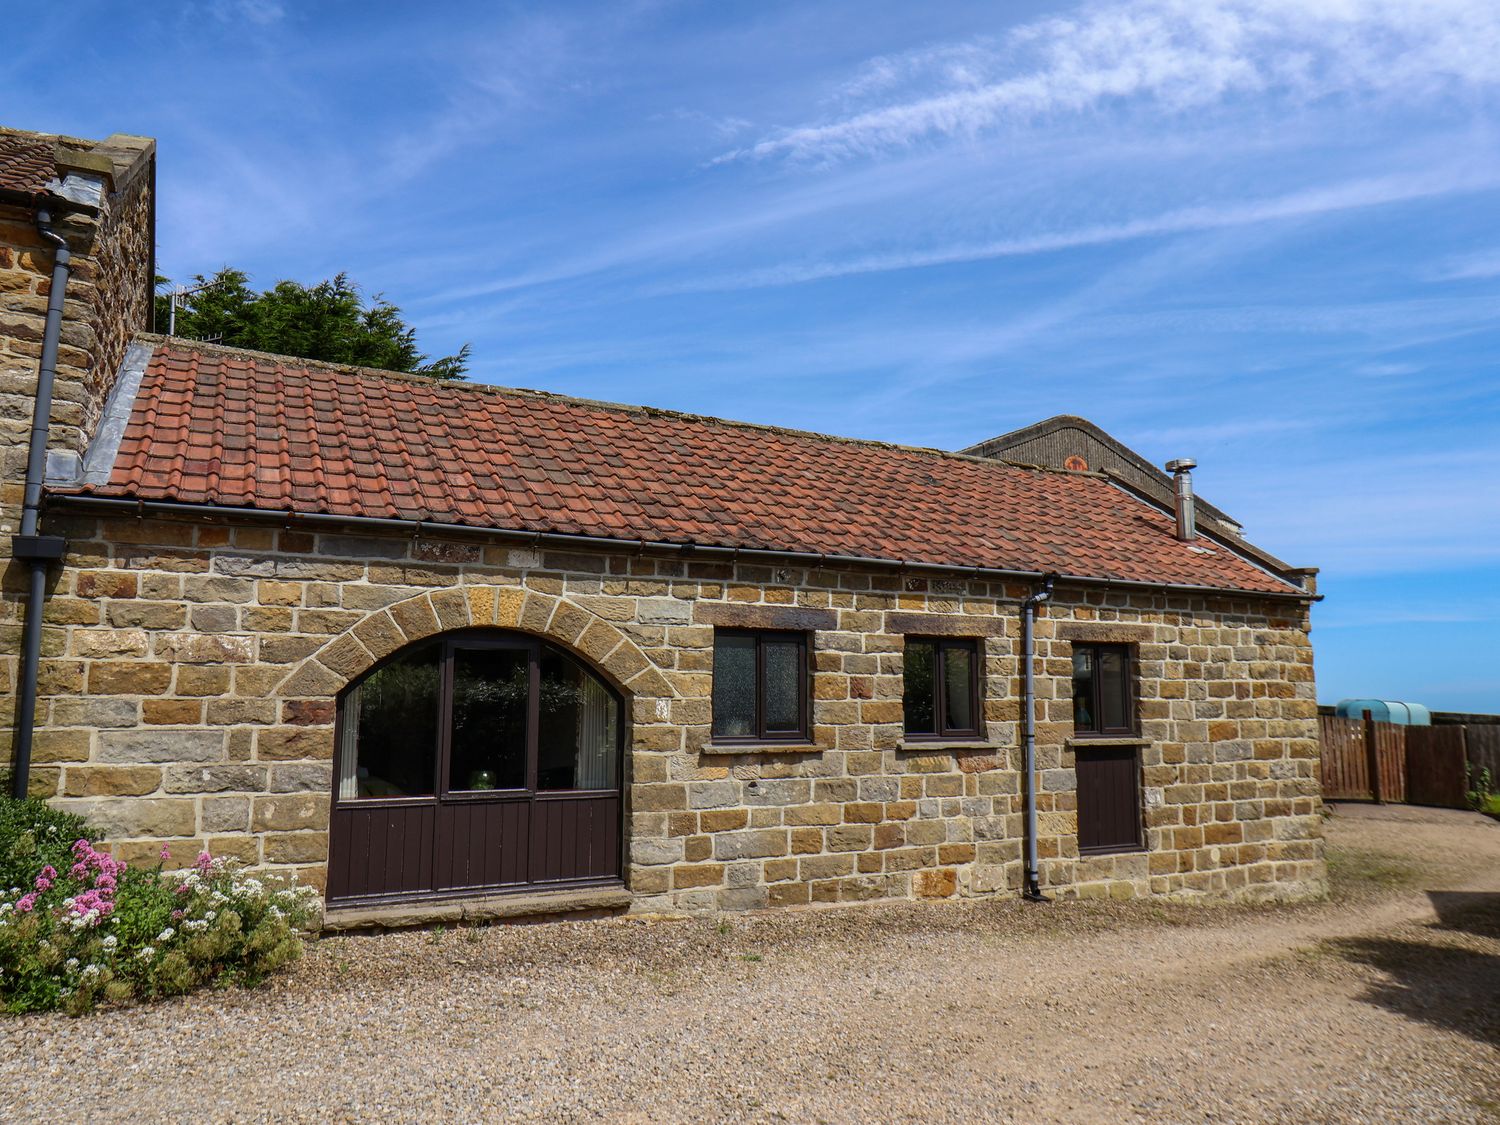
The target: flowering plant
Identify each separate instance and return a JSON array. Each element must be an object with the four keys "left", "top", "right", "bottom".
[{"left": 0, "top": 839, "right": 320, "bottom": 1015}]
